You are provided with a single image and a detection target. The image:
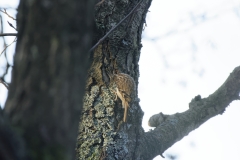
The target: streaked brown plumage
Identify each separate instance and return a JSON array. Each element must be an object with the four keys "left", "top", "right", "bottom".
[{"left": 113, "top": 73, "right": 135, "bottom": 122}]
